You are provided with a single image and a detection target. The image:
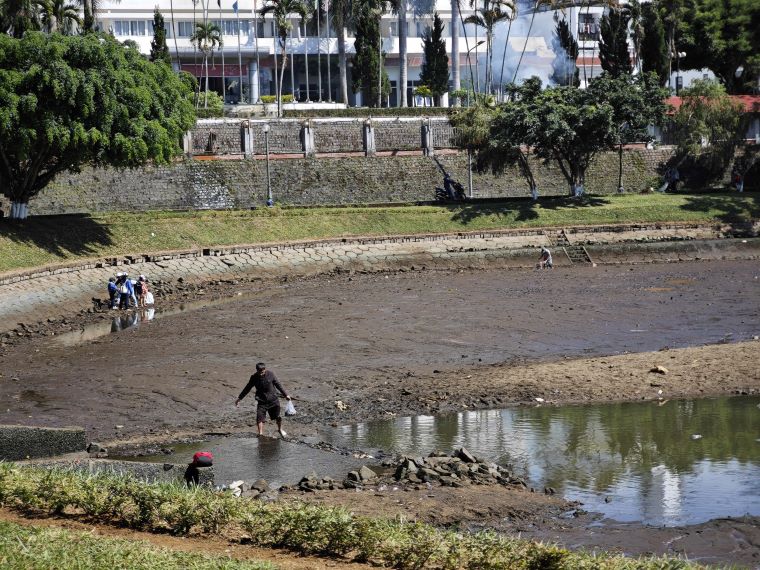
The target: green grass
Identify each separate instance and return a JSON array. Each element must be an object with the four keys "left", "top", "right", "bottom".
[
  {"left": 0, "top": 464, "right": 707, "bottom": 569},
  {"left": 0, "top": 520, "right": 276, "bottom": 569},
  {"left": 0, "top": 193, "right": 757, "bottom": 274}
]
